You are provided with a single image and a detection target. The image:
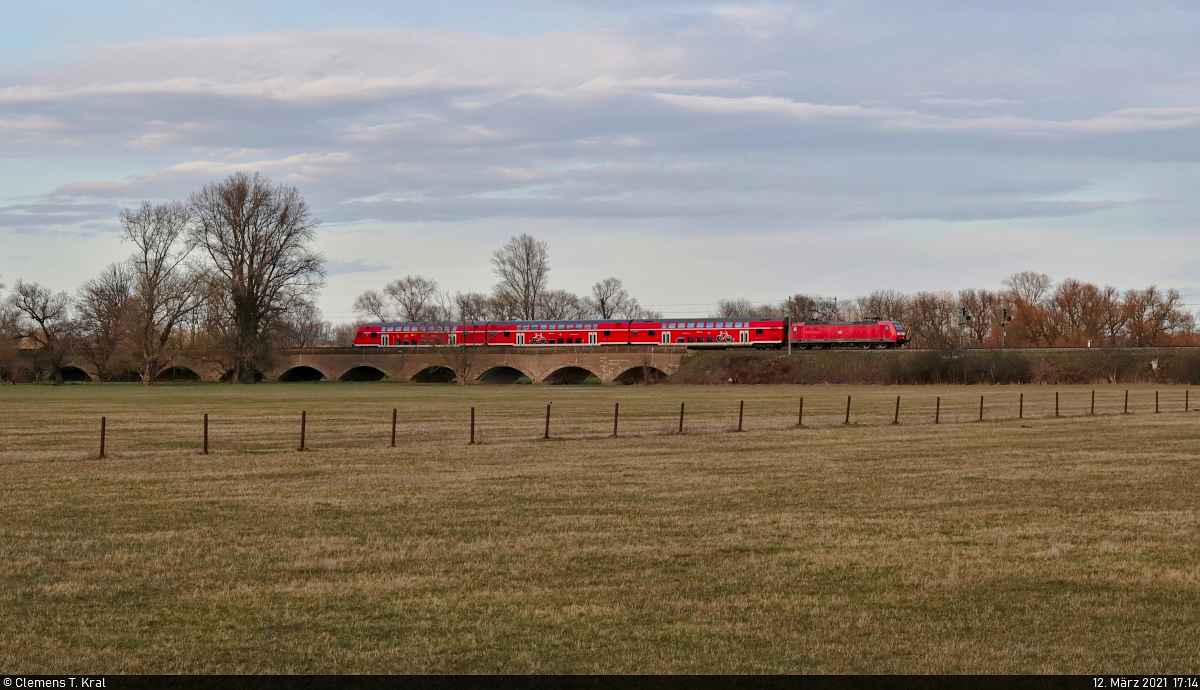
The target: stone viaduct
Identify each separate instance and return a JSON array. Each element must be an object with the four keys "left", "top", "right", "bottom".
[{"left": 53, "top": 346, "right": 690, "bottom": 385}]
